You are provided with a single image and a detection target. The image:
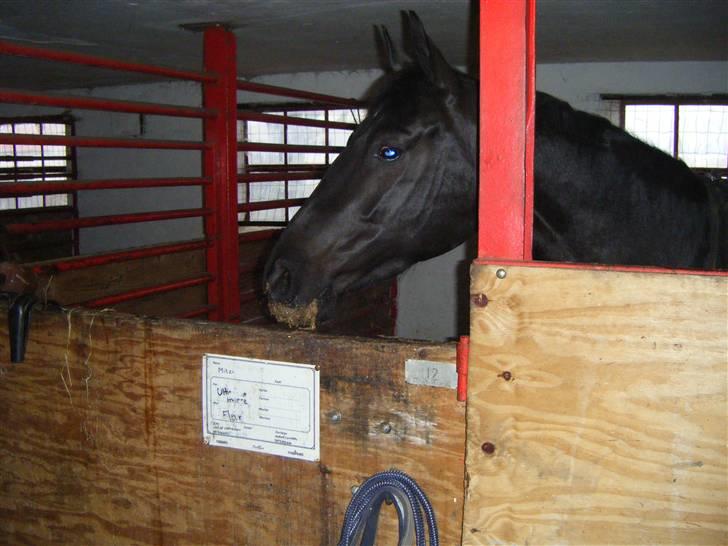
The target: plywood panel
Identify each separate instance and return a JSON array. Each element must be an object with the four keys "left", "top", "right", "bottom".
[
  {"left": 0, "top": 308, "right": 464, "bottom": 545},
  {"left": 463, "top": 264, "right": 727, "bottom": 545}
]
